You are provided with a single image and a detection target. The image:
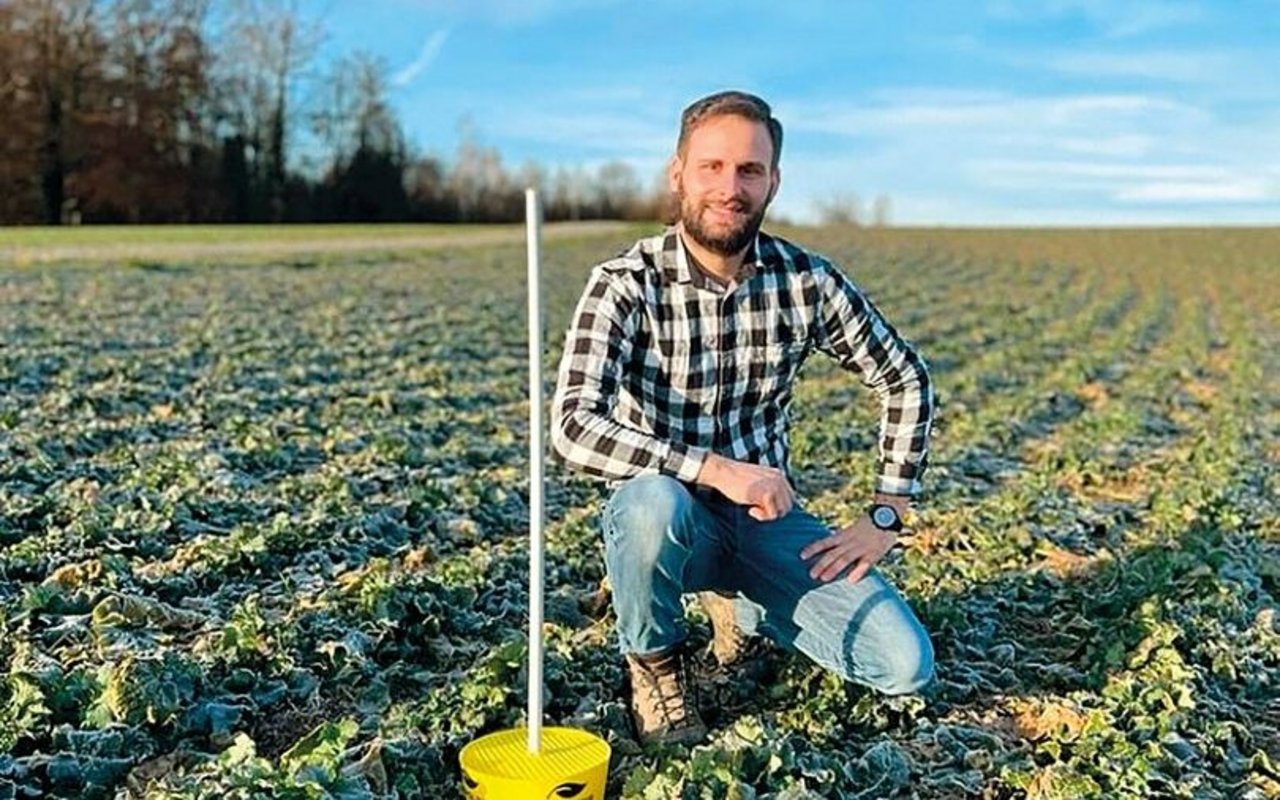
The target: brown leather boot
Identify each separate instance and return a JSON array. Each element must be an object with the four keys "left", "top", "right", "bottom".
[
  {"left": 626, "top": 646, "right": 707, "bottom": 746},
  {"left": 698, "top": 591, "right": 750, "bottom": 667}
]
